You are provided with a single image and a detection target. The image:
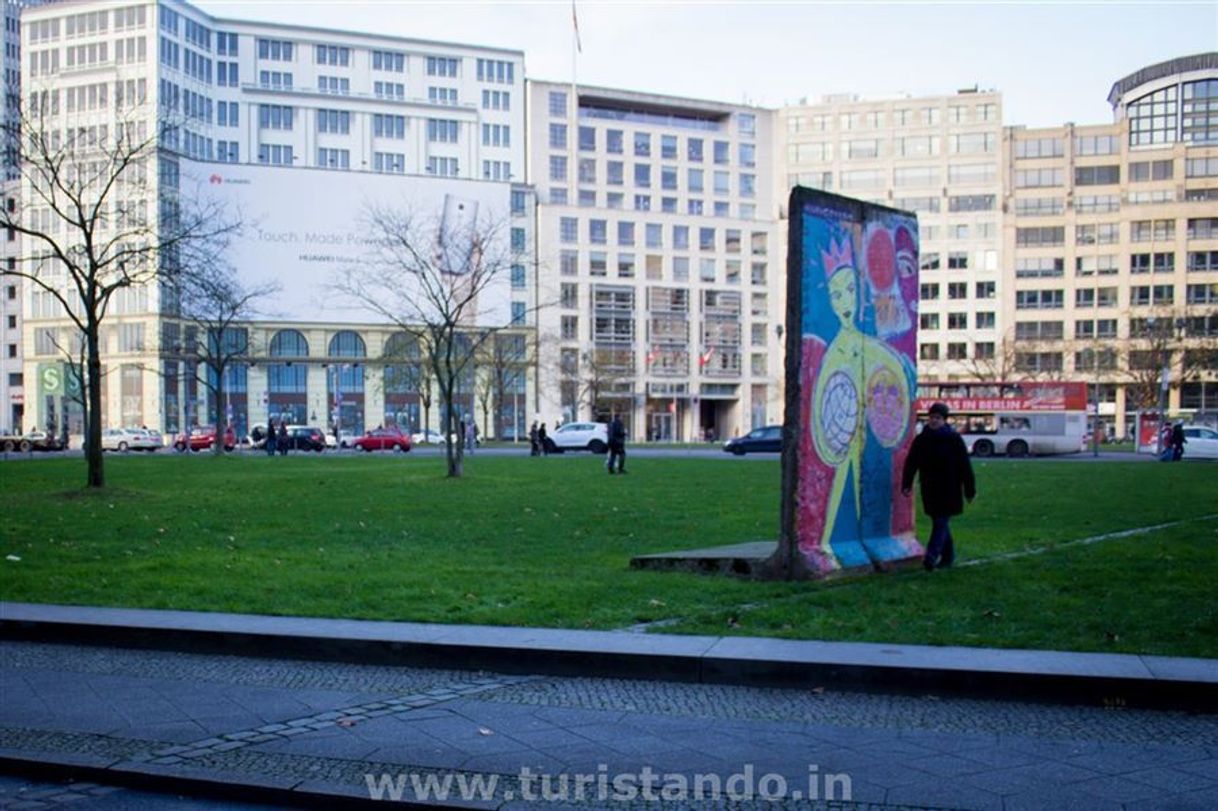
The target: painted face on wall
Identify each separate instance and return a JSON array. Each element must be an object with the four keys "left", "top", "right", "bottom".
[
  {"left": 894, "top": 225, "right": 918, "bottom": 314},
  {"left": 828, "top": 268, "right": 857, "bottom": 323}
]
